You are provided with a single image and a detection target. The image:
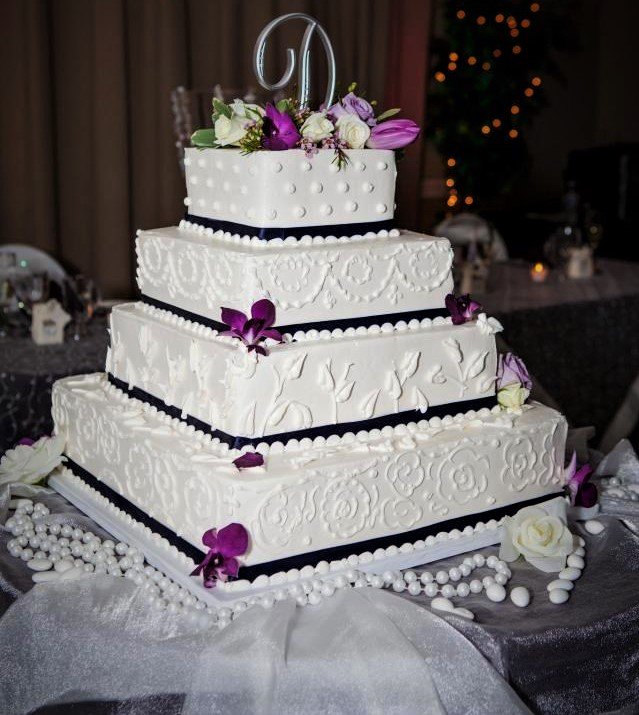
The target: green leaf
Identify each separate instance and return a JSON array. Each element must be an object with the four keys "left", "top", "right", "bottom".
[
  {"left": 244, "top": 106, "right": 262, "bottom": 121},
  {"left": 276, "top": 98, "right": 290, "bottom": 112},
  {"left": 347, "top": 81, "right": 357, "bottom": 93},
  {"left": 376, "top": 107, "right": 402, "bottom": 122},
  {"left": 190, "top": 128, "right": 217, "bottom": 148},
  {"left": 212, "top": 98, "right": 231, "bottom": 119}
]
